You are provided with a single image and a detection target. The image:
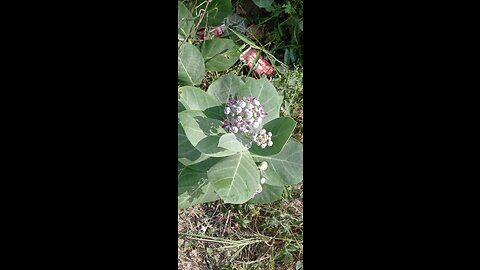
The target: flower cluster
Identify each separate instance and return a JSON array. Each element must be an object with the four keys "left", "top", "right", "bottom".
[
  {"left": 221, "top": 95, "right": 267, "bottom": 134},
  {"left": 253, "top": 129, "right": 273, "bottom": 149}
]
